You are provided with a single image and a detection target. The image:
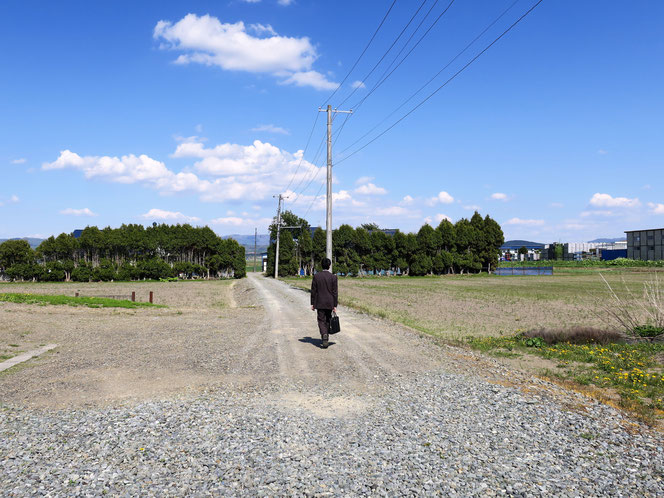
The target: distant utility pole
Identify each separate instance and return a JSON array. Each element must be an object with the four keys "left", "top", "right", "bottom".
[
  {"left": 273, "top": 194, "right": 284, "bottom": 279},
  {"left": 253, "top": 227, "right": 257, "bottom": 273},
  {"left": 319, "top": 104, "right": 352, "bottom": 270}
]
